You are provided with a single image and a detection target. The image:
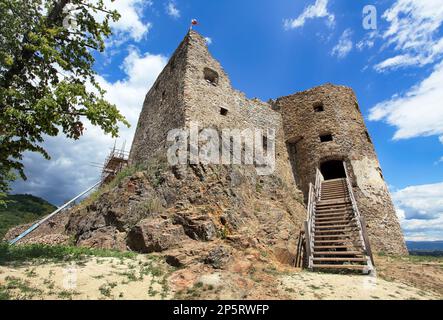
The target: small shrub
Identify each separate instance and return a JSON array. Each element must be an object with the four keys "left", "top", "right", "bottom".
[
  {"left": 0, "top": 243, "right": 135, "bottom": 266},
  {"left": 137, "top": 197, "right": 164, "bottom": 215}
]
